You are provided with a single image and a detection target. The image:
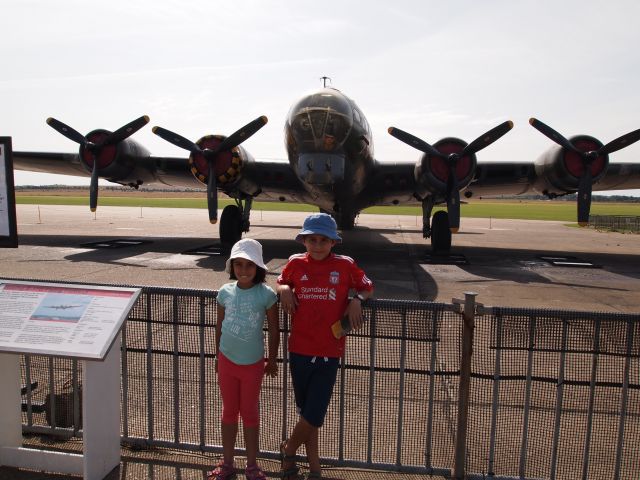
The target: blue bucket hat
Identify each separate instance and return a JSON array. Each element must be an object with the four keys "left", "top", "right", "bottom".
[{"left": 295, "top": 213, "right": 342, "bottom": 243}]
